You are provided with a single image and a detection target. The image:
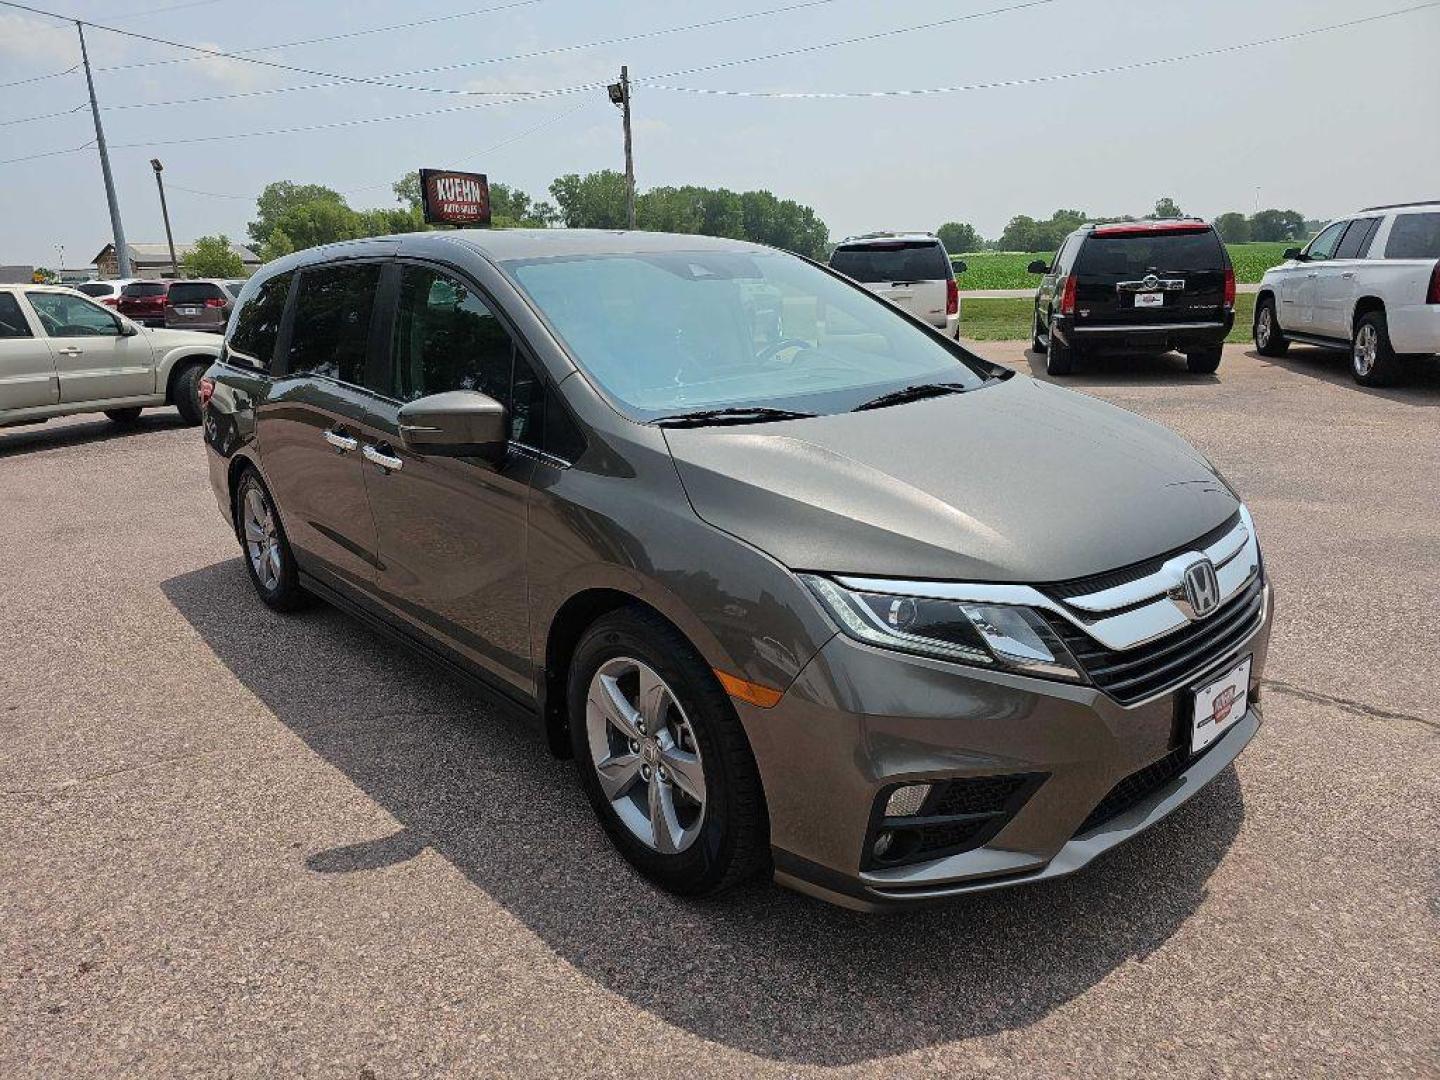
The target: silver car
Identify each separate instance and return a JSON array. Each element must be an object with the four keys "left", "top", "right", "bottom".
[{"left": 203, "top": 229, "right": 1271, "bottom": 910}]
